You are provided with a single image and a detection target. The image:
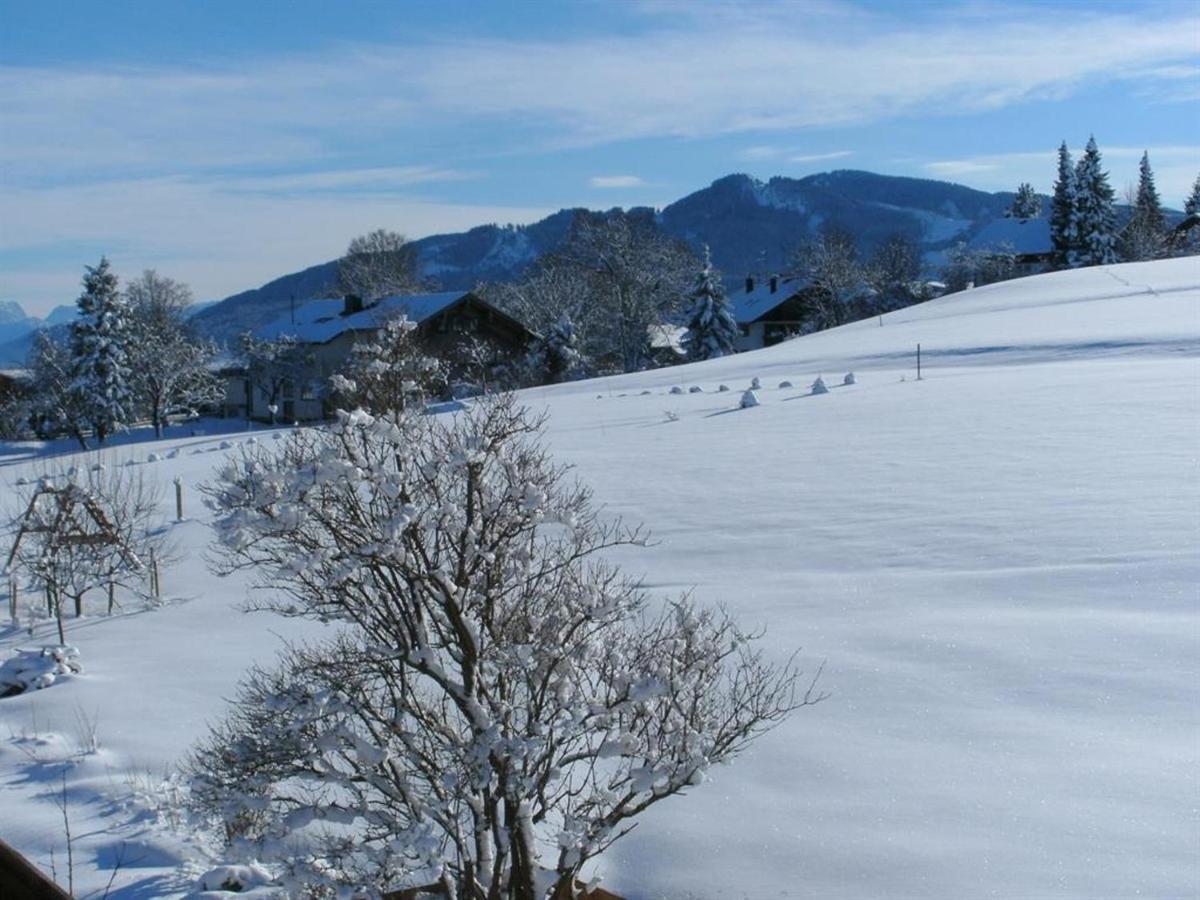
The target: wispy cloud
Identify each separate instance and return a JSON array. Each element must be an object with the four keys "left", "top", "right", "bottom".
[
  {"left": 3, "top": 6, "right": 1197, "bottom": 178},
  {"left": 589, "top": 175, "right": 646, "bottom": 189},
  {"left": 789, "top": 151, "right": 854, "bottom": 165},
  {"left": 923, "top": 146, "right": 1200, "bottom": 200}
]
